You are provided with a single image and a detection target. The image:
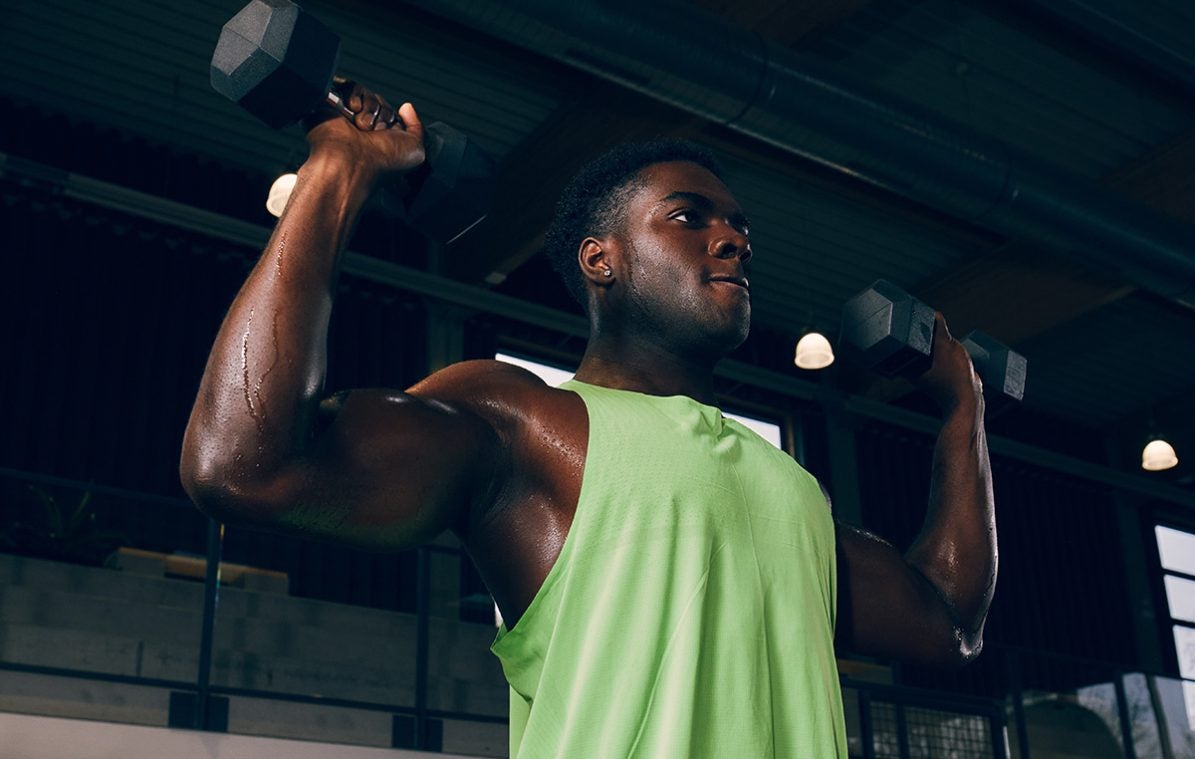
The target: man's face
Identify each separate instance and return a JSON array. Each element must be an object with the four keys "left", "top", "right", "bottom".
[{"left": 610, "top": 160, "right": 753, "bottom": 355}]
